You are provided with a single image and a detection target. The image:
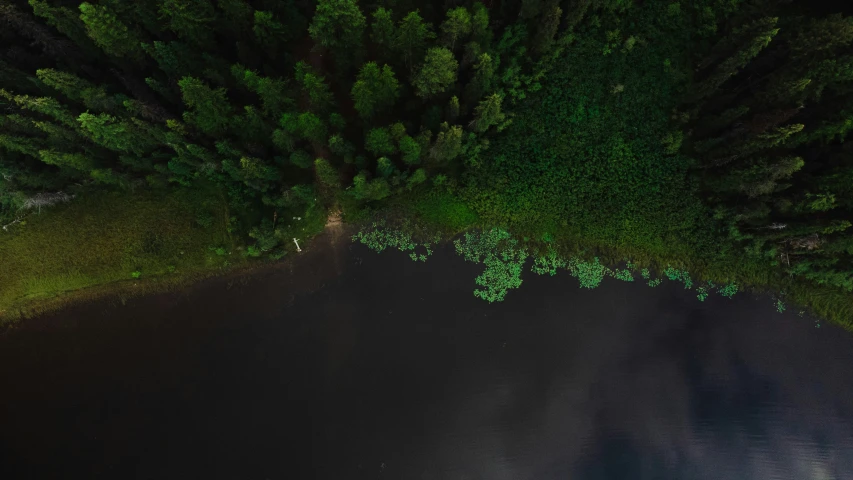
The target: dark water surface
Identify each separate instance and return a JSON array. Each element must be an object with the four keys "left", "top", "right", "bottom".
[{"left": 2, "top": 241, "right": 853, "bottom": 479}]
